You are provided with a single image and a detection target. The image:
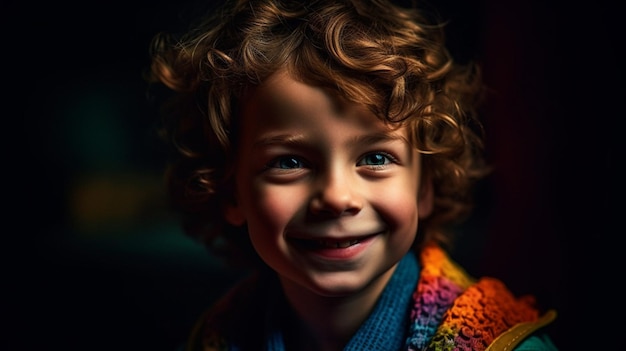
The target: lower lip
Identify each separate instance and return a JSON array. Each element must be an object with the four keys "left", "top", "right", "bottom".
[{"left": 290, "top": 234, "right": 378, "bottom": 260}]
